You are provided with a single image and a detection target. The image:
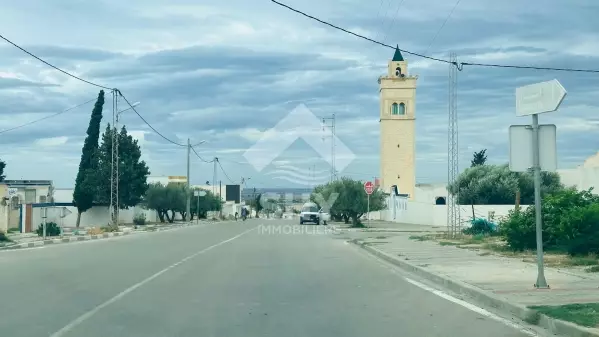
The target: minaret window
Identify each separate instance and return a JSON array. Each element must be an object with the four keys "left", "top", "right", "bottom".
[
  {"left": 391, "top": 103, "right": 399, "bottom": 115},
  {"left": 398, "top": 103, "right": 406, "bottom": 115}
]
